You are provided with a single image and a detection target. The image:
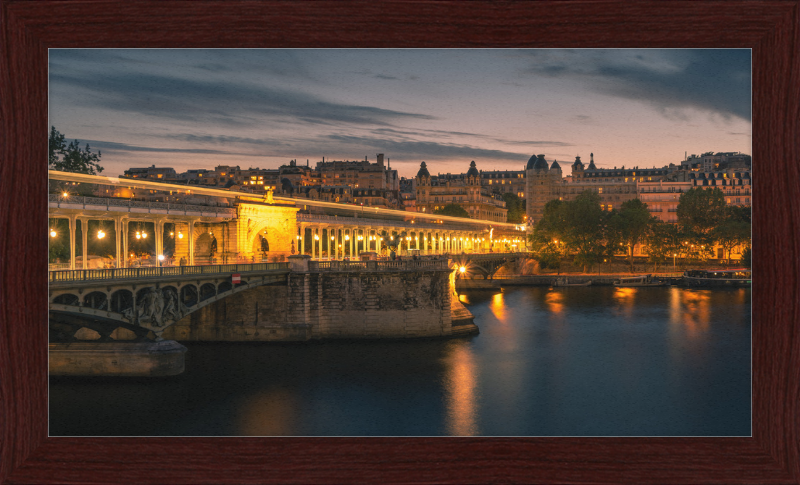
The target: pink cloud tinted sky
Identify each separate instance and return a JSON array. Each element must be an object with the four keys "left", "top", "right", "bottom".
[{"left": 49, "top": 49, "right": 751, "bottom": 178}]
